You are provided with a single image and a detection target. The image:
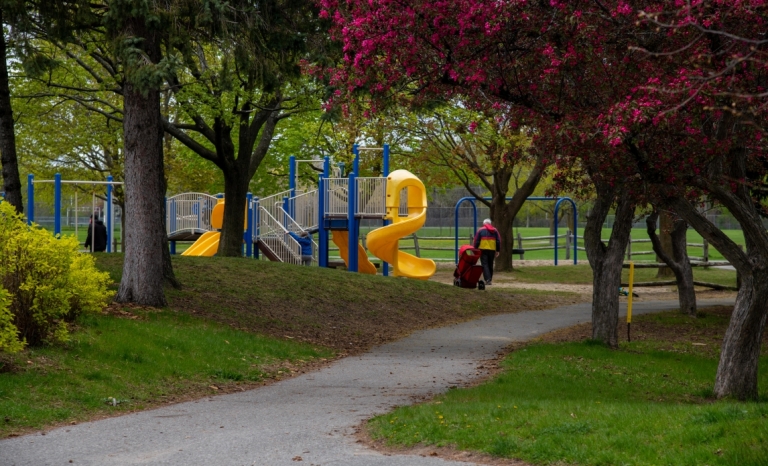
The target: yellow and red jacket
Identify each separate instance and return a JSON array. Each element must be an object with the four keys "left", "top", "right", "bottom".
[{"left": 473, "top": 225, "right": 501, "bottom": 251}]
